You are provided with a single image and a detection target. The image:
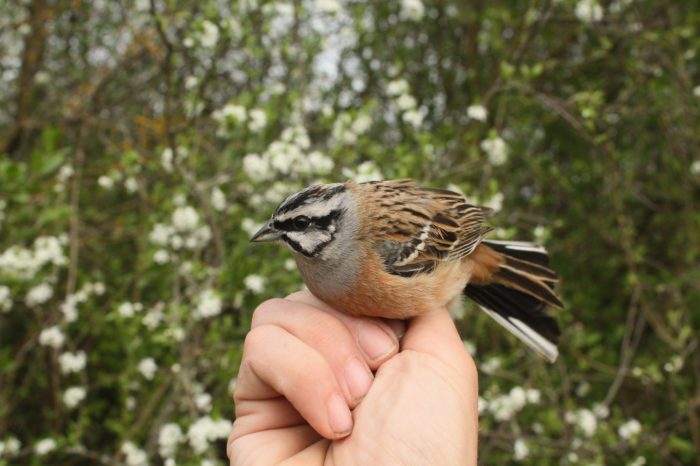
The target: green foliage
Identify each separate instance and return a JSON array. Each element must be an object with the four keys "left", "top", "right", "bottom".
[{"left": 1, "top": 0, "right": 699, "bottom": 464}]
